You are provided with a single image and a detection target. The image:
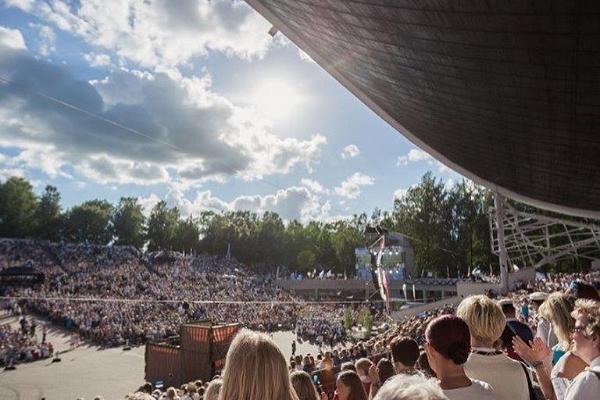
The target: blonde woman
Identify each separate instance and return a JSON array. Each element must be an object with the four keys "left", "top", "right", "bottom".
[
  {"left": 456, "top": 295, "right": 530, "bottom": 400},
  {"left": 512, "top": 295, "right": 588, "bottom": 400},
  {"left": 538, "top": 293, "right": 575, "bottom": 365},
  {"left": 290, "top": 371, "right": 327, "bottom": 400},
  {"left": 219, "top": 329, "right": 299, "bottom": 400}
]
